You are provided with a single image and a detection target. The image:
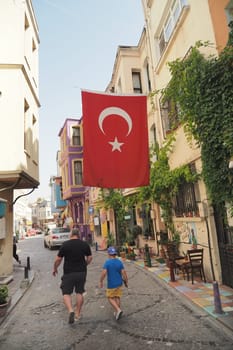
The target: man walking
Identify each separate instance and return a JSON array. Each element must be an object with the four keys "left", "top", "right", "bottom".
[{"left": 53, "top": 228, "right": 92, "bottom": 324}]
